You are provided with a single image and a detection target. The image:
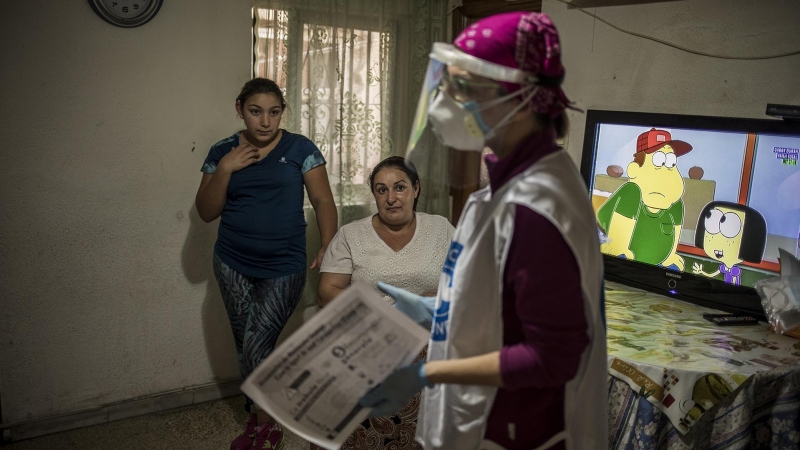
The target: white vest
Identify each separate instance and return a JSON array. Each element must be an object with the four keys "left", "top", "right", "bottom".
[{"left": 417, "top": 150, "right": 607, "bottom": 450}]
